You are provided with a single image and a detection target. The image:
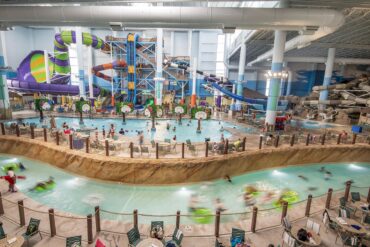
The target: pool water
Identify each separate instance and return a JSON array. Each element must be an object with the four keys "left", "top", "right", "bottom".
[
  {"left": 8, "top": 117, "right": 256, "bottom": 142},
  {"left": 1, "top": 154, "right": 369, "bottom": 223},
  {"left": 290, "top": 119, "right": 339, "bottom": 129}
]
